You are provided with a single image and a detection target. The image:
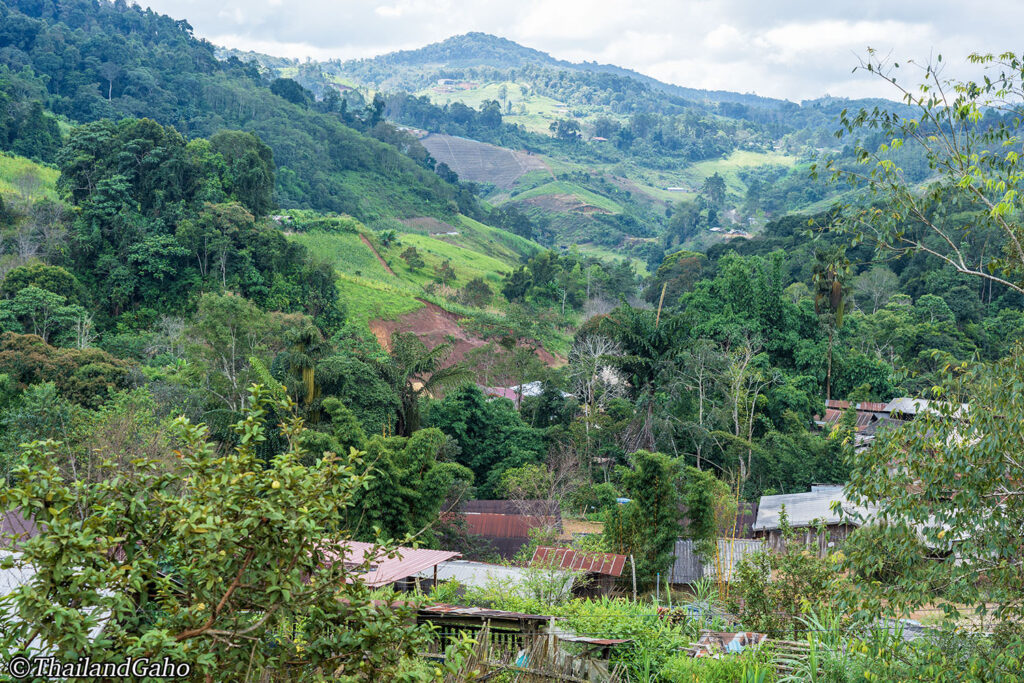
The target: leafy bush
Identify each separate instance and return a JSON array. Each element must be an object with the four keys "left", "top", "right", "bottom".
[
  {"left": 662, "top": 648, "right": 776, "bottom": 683},
  {"left": 727, "top": 511, "right": 845, "bottom": 638}
]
